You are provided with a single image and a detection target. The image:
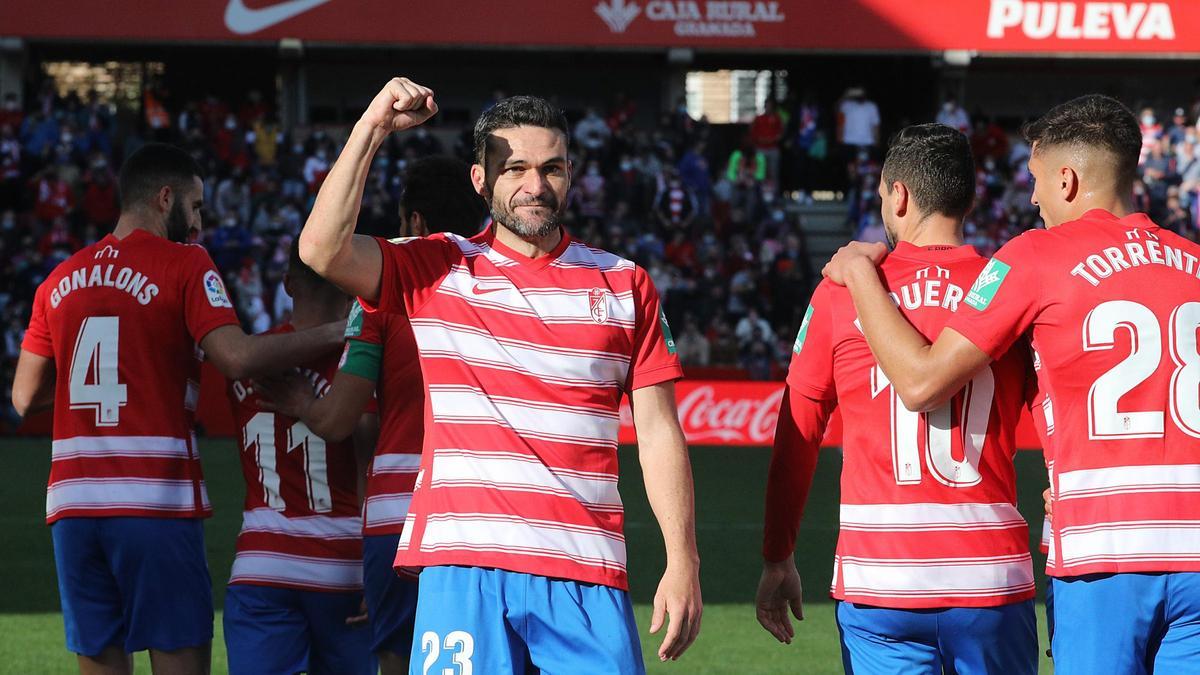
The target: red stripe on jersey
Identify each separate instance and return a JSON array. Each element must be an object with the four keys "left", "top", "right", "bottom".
[
  {"left": 368, "top": 229, "right": 681, "bottom": 589},
  {"left": 22, "top": 229, "right": 239, "bottom": 522}
]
